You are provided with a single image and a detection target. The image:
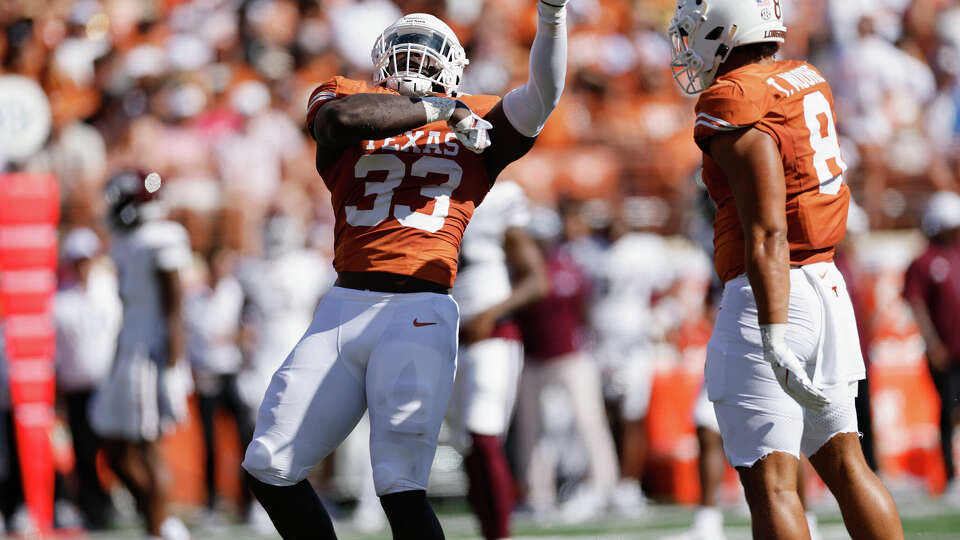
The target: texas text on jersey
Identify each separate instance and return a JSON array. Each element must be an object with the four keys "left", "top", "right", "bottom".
[
  {"left": 695, "top": 60, "right": 850, "bottom": 283},
  {"left": 307, "top": 77, "right": 501, "bottom": 288}
]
